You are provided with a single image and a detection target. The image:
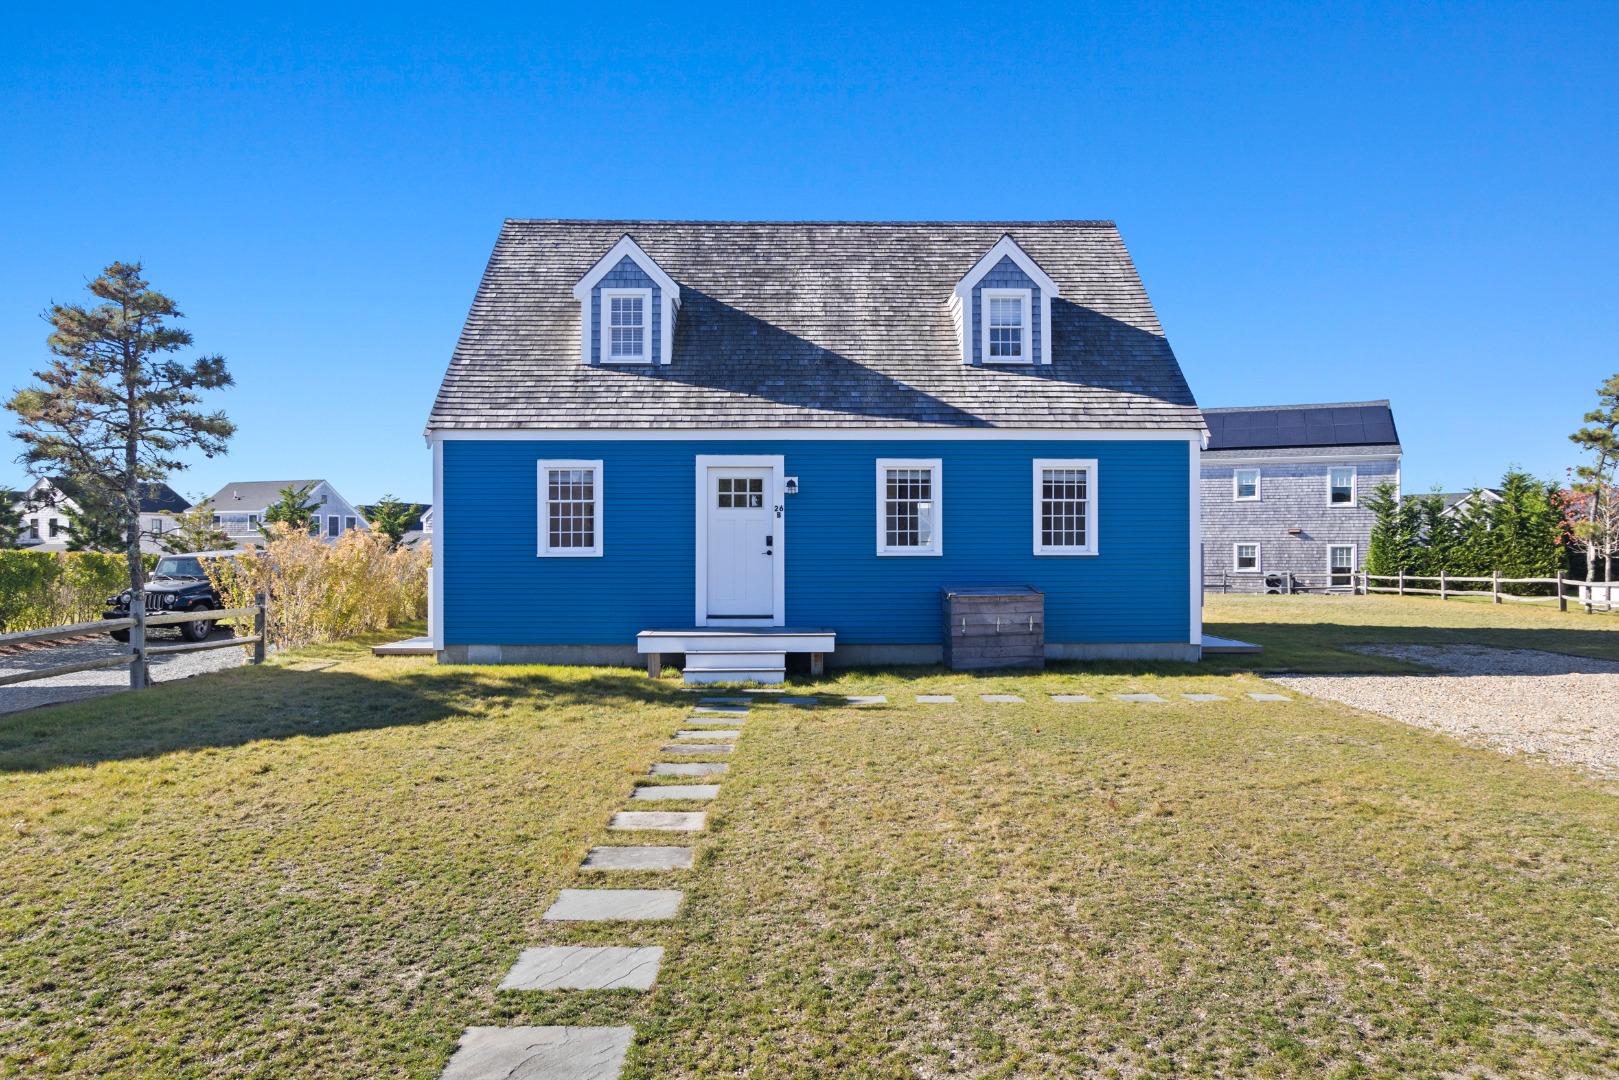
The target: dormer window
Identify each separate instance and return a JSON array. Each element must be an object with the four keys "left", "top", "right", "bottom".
[
  {"left": 950, "top": 235, "right": 1059, "bottom": 366},
  {"left": 984, "top": 291, "right": 1031, "bottom": 363},
  {"left": 572, "top": 236, "right": 681, "bottom": 366},
  {"left": 603, "top": 289, "right": 651, "bottom": 363}
]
